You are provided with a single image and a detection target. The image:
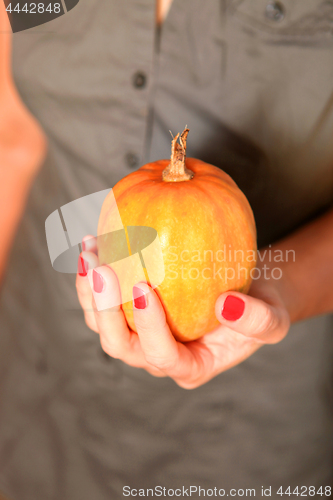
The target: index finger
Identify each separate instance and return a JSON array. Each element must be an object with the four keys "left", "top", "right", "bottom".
[{"left": 132, "top": 283, "right": 208, "bottom": 386}]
